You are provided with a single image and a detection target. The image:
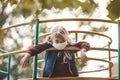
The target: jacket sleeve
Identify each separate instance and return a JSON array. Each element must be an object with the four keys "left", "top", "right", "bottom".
[
  {"left": 27, "top": 42, "right": 53, "bottom": 56},
  {"left": 73, "top": 41, "right": 90, "bottom": 51}
]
